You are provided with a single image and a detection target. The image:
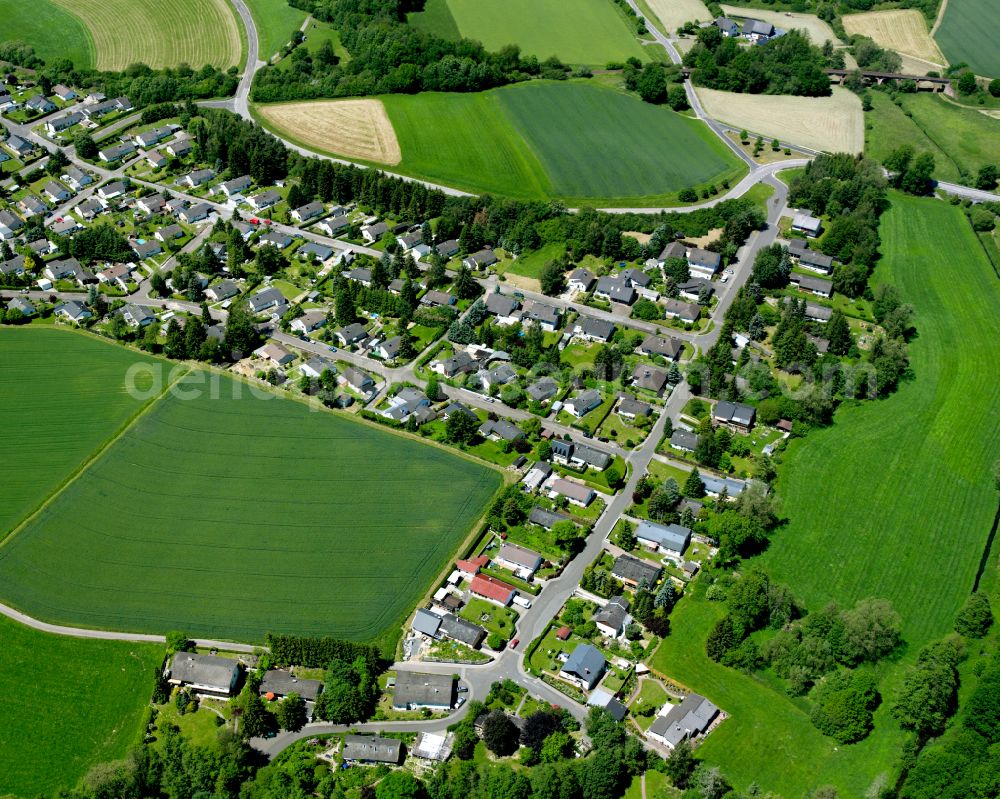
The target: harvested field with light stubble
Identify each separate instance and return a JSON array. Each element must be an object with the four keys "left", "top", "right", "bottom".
[
  {"left": 694, "top": 86, "right": 863, "bottom": 153},
  {"left": 51, "top": 0, "right": 242, "bottom": 71},
  {"left": 842, "top": 9, "right": 947, "bottom": 68},
  {"left": 646, "top": 0, "right": 712, "bottom": 32},
  {"left": 720, "top": 5, "right": 841, "bottom": 44},
  {"left": 258, "top": 99, "right": 402, "bottom": 165}
]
